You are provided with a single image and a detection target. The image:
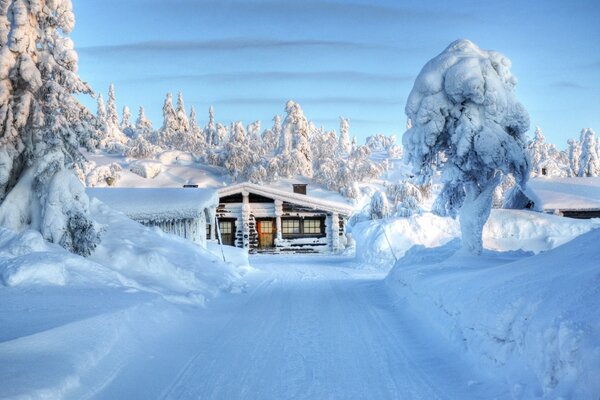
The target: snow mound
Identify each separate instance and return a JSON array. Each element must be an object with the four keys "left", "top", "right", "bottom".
[
  {"left": 386, "top": 229, "right": 600, "bottom": 399},
  {"left": 129, "top": 160, "right": 162, "bottom": 179},
  {"left": 0, "top": 199, "right": 244, "bottom": 305},
  {"left": 351, "top": 210, "right": 600, "bottom": 269}
]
